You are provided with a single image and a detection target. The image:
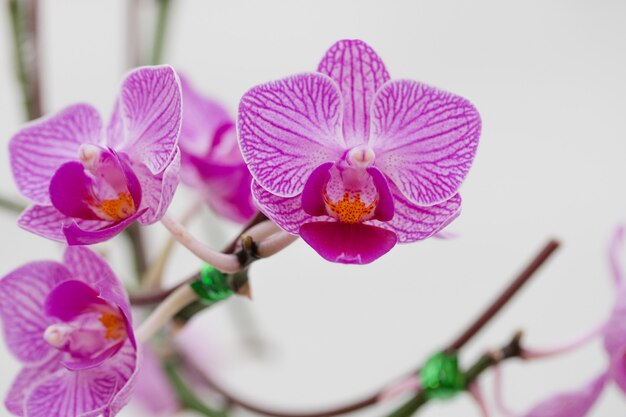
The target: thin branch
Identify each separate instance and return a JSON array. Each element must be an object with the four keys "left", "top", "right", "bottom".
[
  {"left": 130, "top": 212, "right": 268, "bottom": 305},
  {"left": 124, "top": 222, "right": 149, "bottom": 281},
  {"left": 151, "top": 0, "right": 172, "bottom": 65},
  {"left": 189, "top": 240, "right": 559, "bottom": 417}
]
